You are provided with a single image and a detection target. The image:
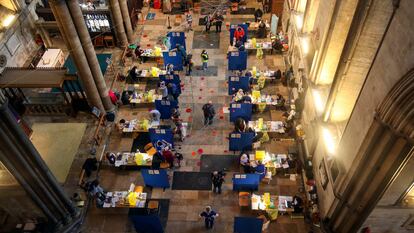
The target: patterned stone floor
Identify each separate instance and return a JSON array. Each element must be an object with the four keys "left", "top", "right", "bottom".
[{"left": 49, "top": 1, "right": 313, "bottom": 233}]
